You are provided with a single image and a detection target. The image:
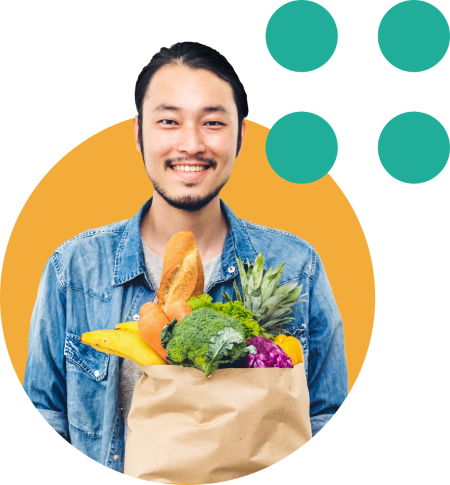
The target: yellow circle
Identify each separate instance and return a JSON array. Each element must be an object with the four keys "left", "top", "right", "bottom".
[{"left": 0, "top": 119, "right": 374, "bottom": 391}]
